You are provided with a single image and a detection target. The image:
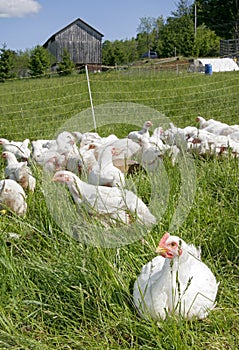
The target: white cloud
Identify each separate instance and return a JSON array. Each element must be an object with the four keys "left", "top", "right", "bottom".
[{"left": 0, "top": 0, "right": 41, "bottom": 18}]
